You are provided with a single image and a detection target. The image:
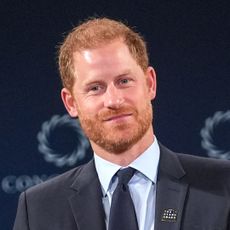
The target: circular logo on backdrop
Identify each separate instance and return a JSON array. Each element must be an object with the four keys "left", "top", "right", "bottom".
[
  {"left": 37, "top": 114, "right": 89, "bottom": 167},
  {"left": 200, "top": 110, "right": 230, "bottom": 160}
]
